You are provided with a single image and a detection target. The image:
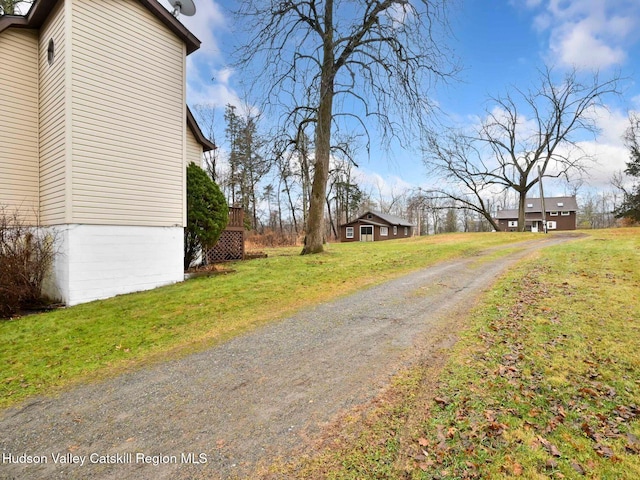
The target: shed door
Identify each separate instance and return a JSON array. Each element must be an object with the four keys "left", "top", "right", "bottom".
[{"left": 360, "top": 225, "right": 374, "bottom": 242}]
